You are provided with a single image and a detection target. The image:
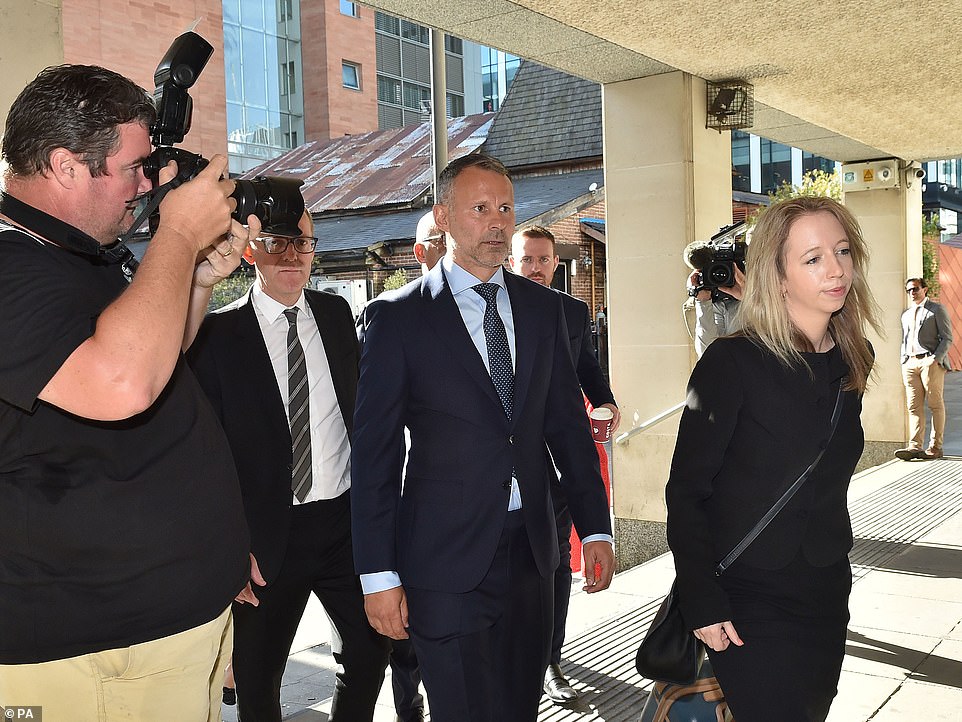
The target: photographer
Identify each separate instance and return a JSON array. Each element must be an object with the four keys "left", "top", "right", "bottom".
[
  {"left": 0, "top": 64, "right": 258, "bottom": 721},
  {"left": 685, "top": 236, "right": 746, "bottom": 357}
]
